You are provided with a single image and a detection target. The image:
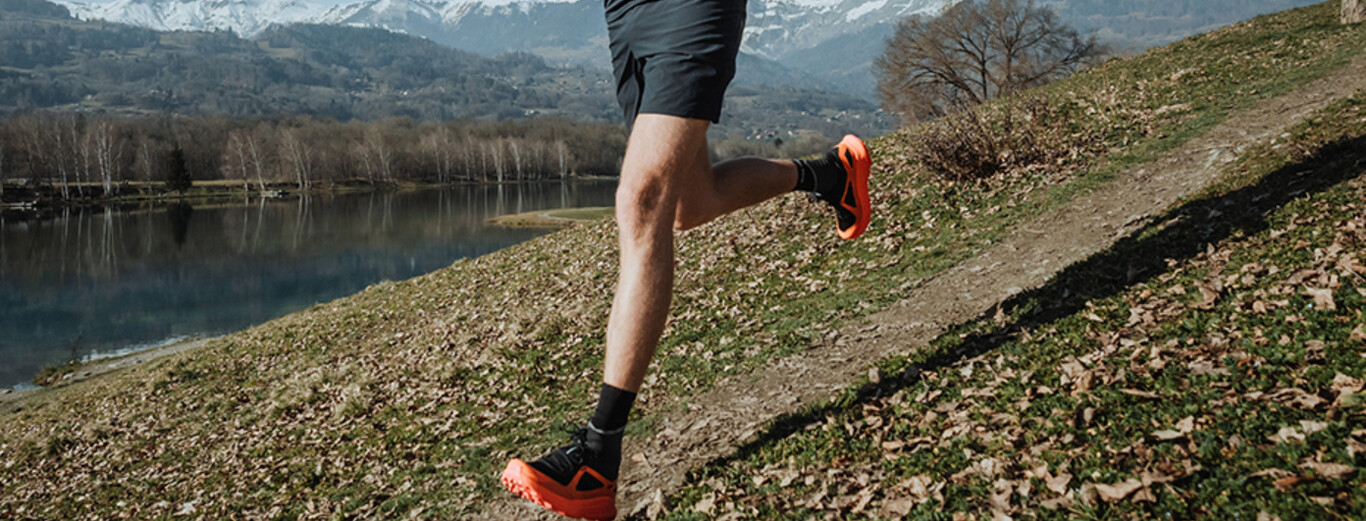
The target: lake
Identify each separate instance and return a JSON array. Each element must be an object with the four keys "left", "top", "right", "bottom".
[{"left": 0, "top": 181, "right": 618, "bottom": 388}]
